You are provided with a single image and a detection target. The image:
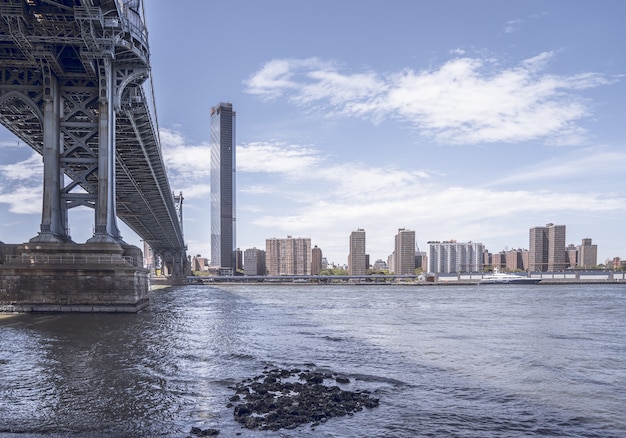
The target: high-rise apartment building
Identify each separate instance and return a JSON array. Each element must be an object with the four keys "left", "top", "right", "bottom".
[
  {"left": 243, "top": 247, "right": 266, "bottom": 276},
  {"left": 505, "top": 248, "right": 527, "bottom": 271},
  {"left": 547, "top": 224, "right": 566, "bottom": 271},
  {"left": 566, "top": 244, "right": 578, "bottom": 268},
  {"left": 491, "top": 251, "right": 505, "bottom": 270},
  {"left": 191, "top": 255, "right": 209, "bottom": 272},
  {"left": 415, "top": 251, "right": 428, "bottom": 272},
  {"left": 529, "top": 223, "right": 566, "bottom": 272},
  {"left": 483, "top": 249, "right": 492, "bottom": 268},
  {"left": 311, "top": 245, "right": 323, "bottom": 275},
  {"left": 394, "top": 228, "right": 416, "bottom": 275},
  {"left": 210, "top": 102, "right": 236, "bottom": 273},
  {"left": 578, "top": 238, "right": 597, "bottom": 268},
  {"left": 387, "top": 253, "right": 395, "bottom": 274},
  {"left": 265, "top": 236, "right": 312, "bottom": 276},
  {"left": 427, "top": 241, "right": 484, "bottom": 273},
  {"left": 528, "top": 226, "right": 547, "bottom": 271},
  {"left": 348, "top": 229, "right": 367, "bottom": 275}
]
